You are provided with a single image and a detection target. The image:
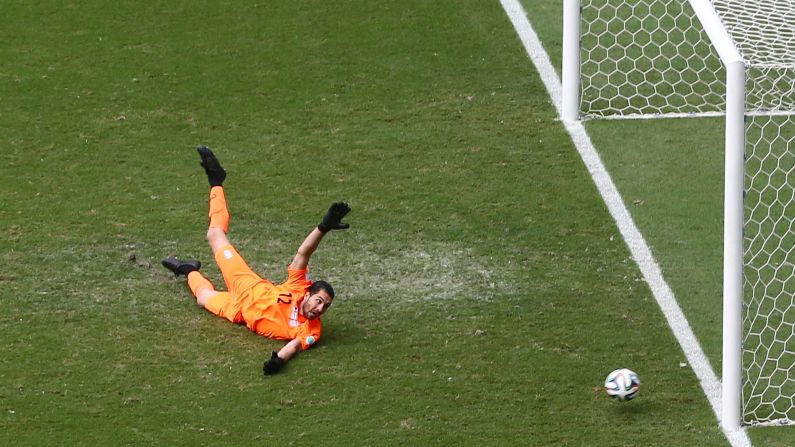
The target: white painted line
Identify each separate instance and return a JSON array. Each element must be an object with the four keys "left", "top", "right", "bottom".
[{"left": 498, "top": 1, "right": 751, "bottom": 445}]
